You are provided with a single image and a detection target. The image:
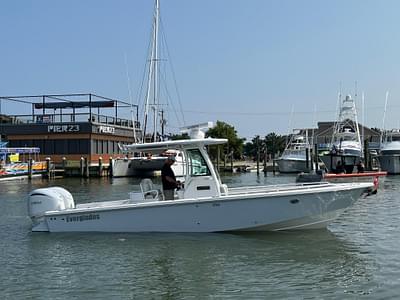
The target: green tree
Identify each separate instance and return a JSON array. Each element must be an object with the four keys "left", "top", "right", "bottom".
[
  {"left": 169, "top": 133, "right": 189, "bottom": 140},
  {"left": 243, "top": 141, "right": 256, "bottom": 159},
  {"left": 206, "top": 121, "right": 245, "bottom": 160},
  {"left": 264, "top": 132, "right": 286, "bottom": 158},
  {"left": 243, "top": 133, "right": 286, "bottom": 161}
]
